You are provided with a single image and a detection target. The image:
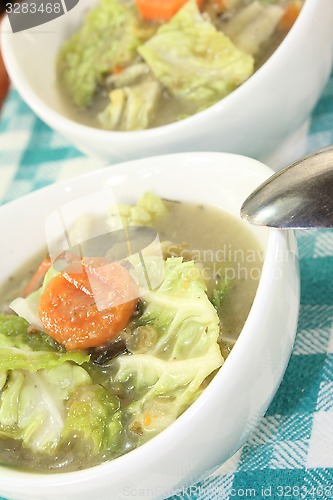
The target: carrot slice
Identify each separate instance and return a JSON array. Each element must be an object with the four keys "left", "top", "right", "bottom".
[
  {"left": 112, "top": 64, "right": 124, "bottom": 75},
  {"left": 38, "top": 258, "right": 138, "bottom": 350},
  {"left": 22, "top": 257, "right": 52, "bottom": 297},
  {"left": 135, "top": 0, "right": 203, "bottom": 21},
  {"left": 278, "top": 1, "right": 302, "bottom": 31}
]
